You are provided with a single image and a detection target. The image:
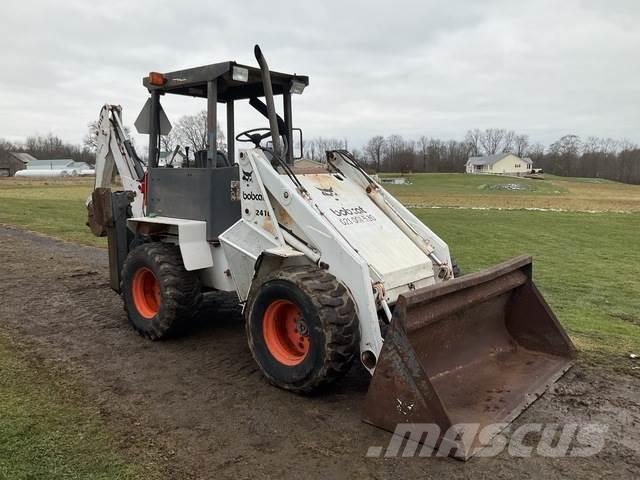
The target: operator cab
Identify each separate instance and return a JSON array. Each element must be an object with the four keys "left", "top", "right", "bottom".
[
  {"left": 142, "top": 60, "right": 308, "bottom": 168},
  {"left": 139, "top": 54, "right": 309, "bottom": 241}
]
